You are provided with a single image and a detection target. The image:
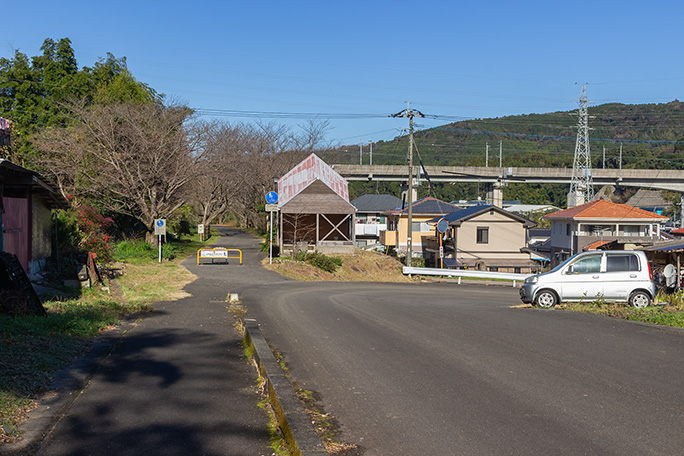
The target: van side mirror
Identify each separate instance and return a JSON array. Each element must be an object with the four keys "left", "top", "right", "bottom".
[{"left": 566, "top": 265, "right": 574, "bottom": 274}]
